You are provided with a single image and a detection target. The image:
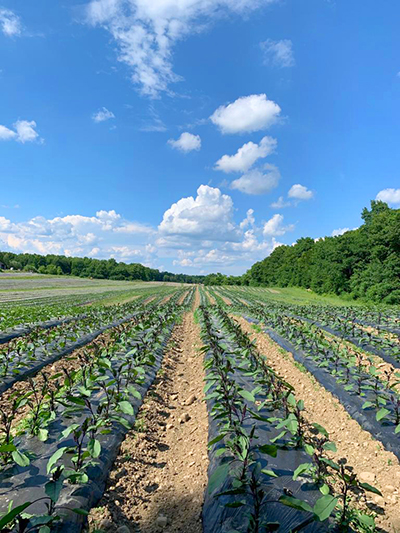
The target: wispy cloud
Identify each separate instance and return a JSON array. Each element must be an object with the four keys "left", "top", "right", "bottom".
[
  {"left": 92, "top": 107, "right": 115, "bottom": 122},
  {"left": 260, "top": 38, "right": 294, "bottom": 68},
  {"left": 84, "top": 0, "right": 278, "bottom": 97}
]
